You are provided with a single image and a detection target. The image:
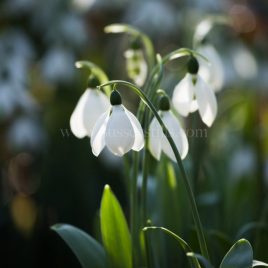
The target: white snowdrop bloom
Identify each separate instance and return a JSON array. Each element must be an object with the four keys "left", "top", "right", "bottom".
[
  {"left": 124, "top": 48, "right": 148, "bottom": 87},
  {"left": 172, "top": 57, "right": 217, "bottom": 127},
  {"left": 197, "top": 44, "right": 225, "bottom": 92},
  {"left": 149, "top": 96, "right": 188, "bottom": 162},
  {"left": 70, "top": 80, "right": 110, "bottom": 138},
  {"left": 91, "top": 90, "right": 144, "bottom": 157}
]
